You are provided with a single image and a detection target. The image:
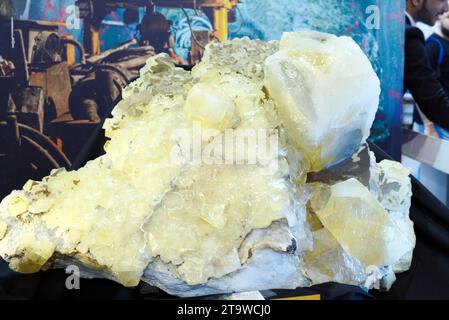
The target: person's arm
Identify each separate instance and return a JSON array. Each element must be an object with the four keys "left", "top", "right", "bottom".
[
  {"left": 425, "top": 38, "right": 441, "bottom": 71},
  {"left": 405, "top": 28, "right": 449, "bottom": 130}
]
